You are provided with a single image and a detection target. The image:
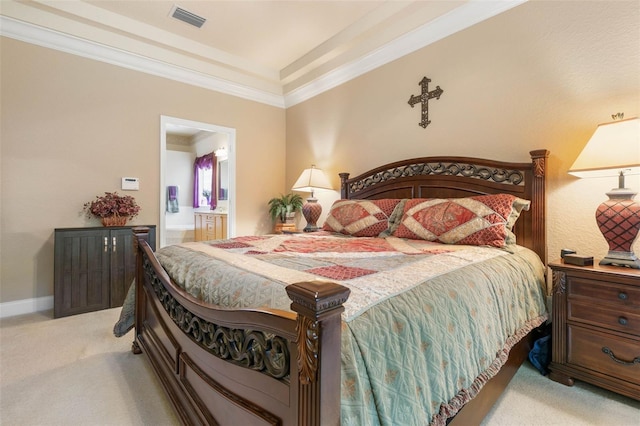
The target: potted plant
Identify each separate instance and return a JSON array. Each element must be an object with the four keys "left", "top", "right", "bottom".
[
  {"left": 268, "top": 193, "right": 303, "bottom": 223},
  {"left": 83, "top": 192, "right": 141, "bottom": 226}
]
